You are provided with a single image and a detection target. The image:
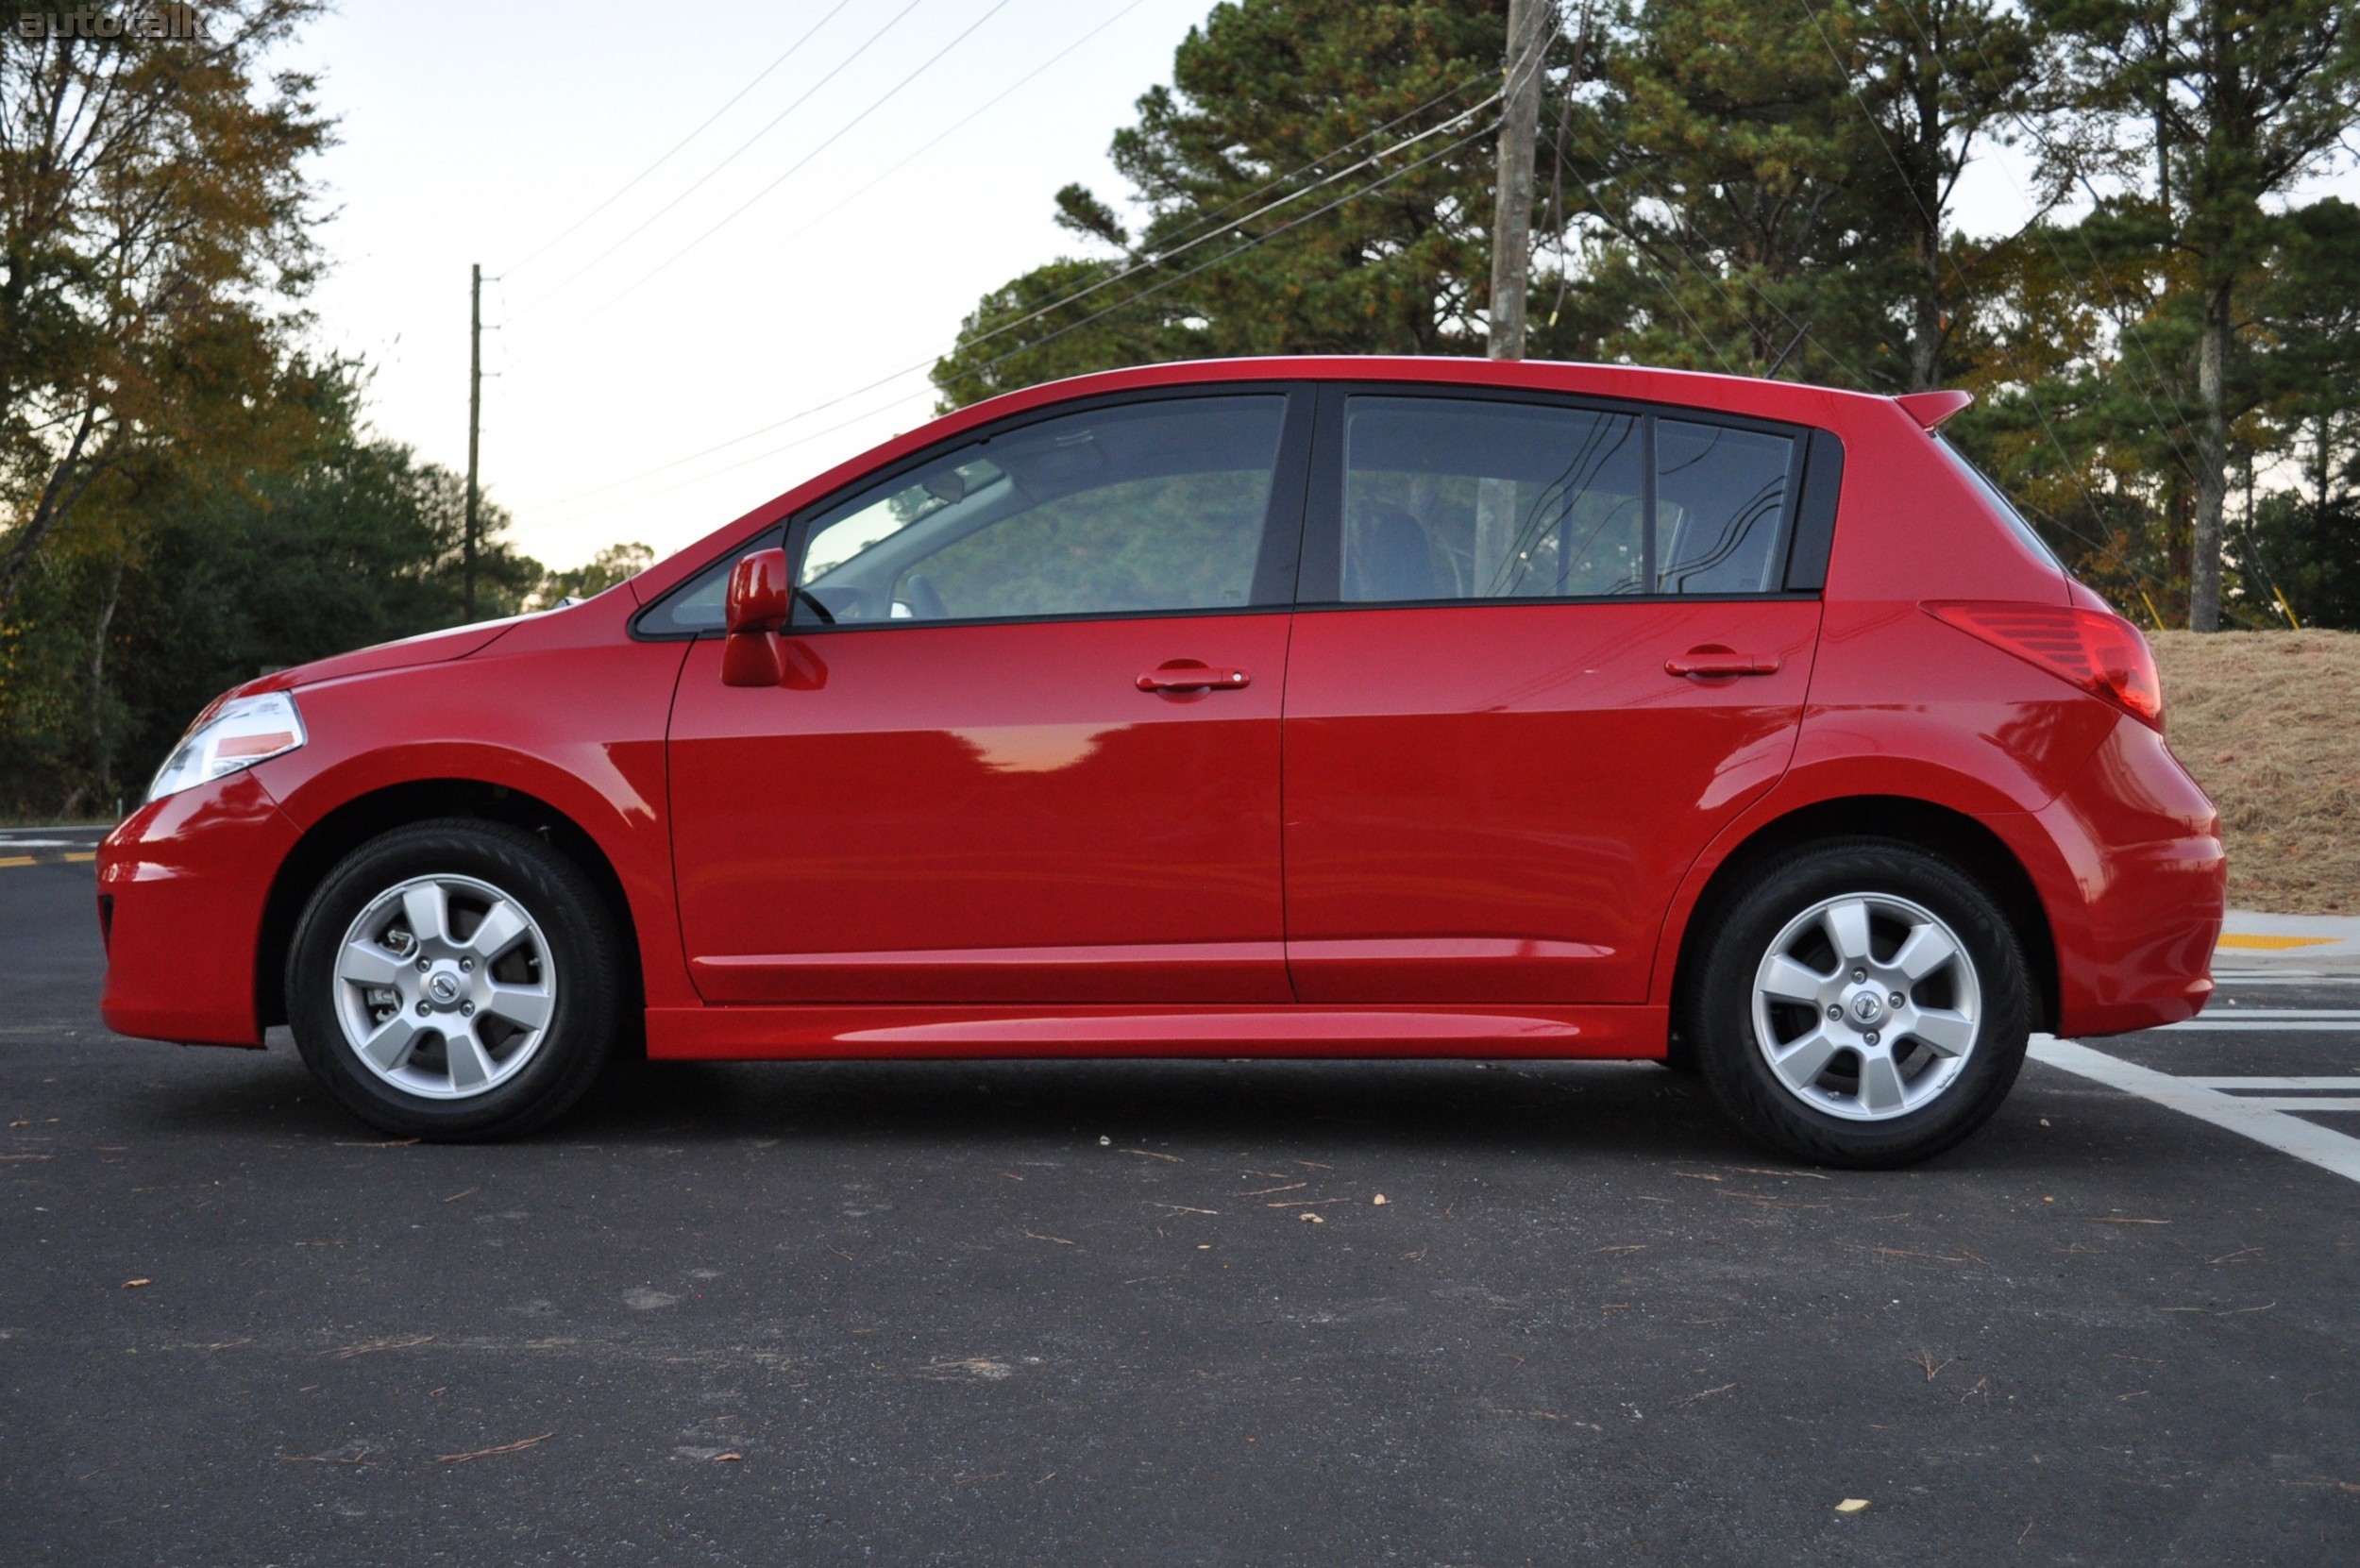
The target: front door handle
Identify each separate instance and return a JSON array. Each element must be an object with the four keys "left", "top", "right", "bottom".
[
  {"left": 1138, "top": 663, "right": 1251, "bottom": 693},
  {"left": 1665, "top": 647, "right": 1780, "bottom": 678}
]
